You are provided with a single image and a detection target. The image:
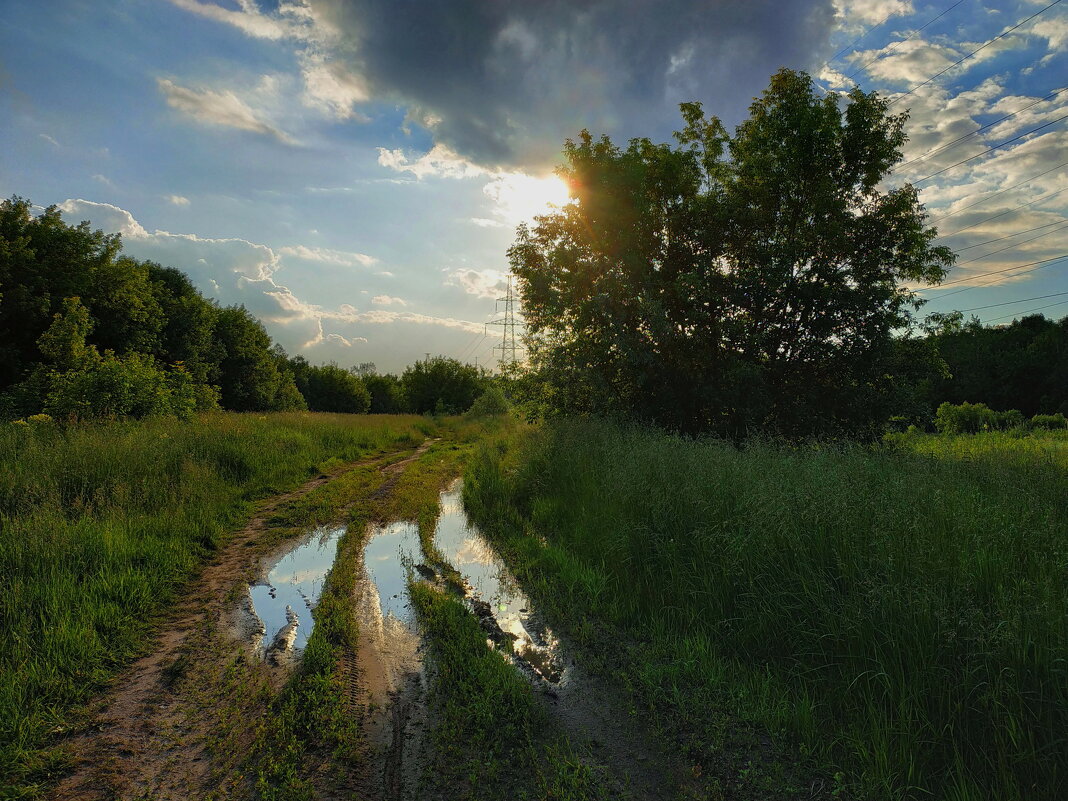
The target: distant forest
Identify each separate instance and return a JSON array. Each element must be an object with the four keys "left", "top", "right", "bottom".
[{"left": 0, "top": 197, "right": 488, "bottom": 421}]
